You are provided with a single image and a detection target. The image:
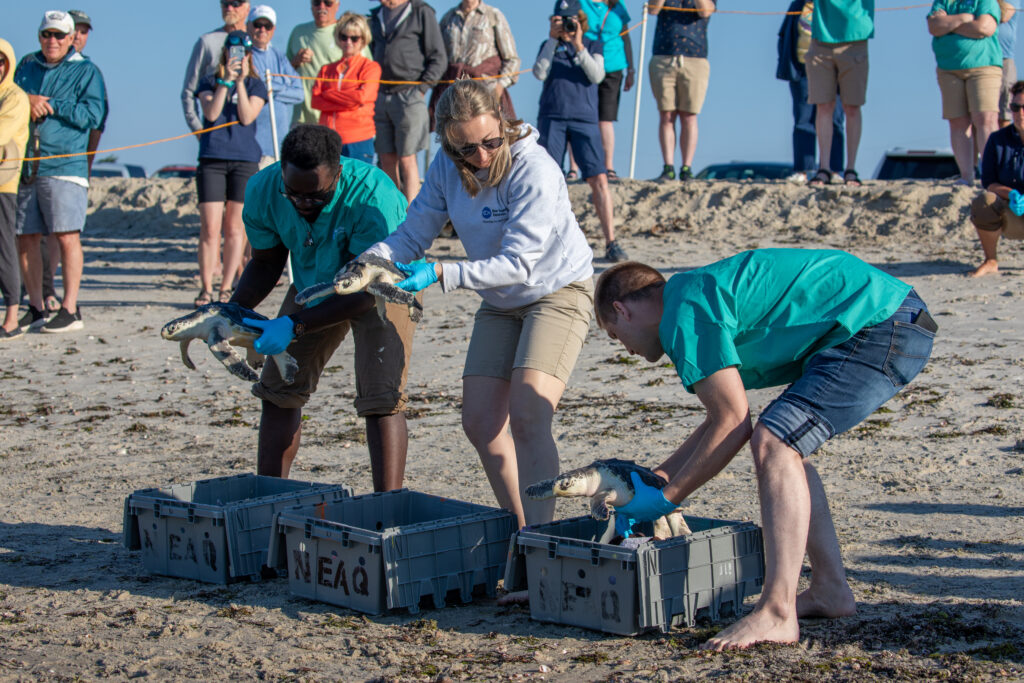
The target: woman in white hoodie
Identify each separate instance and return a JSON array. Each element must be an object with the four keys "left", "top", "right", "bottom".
[{"left": 364, "top": 79, "right": 594, "bottom": 529}]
